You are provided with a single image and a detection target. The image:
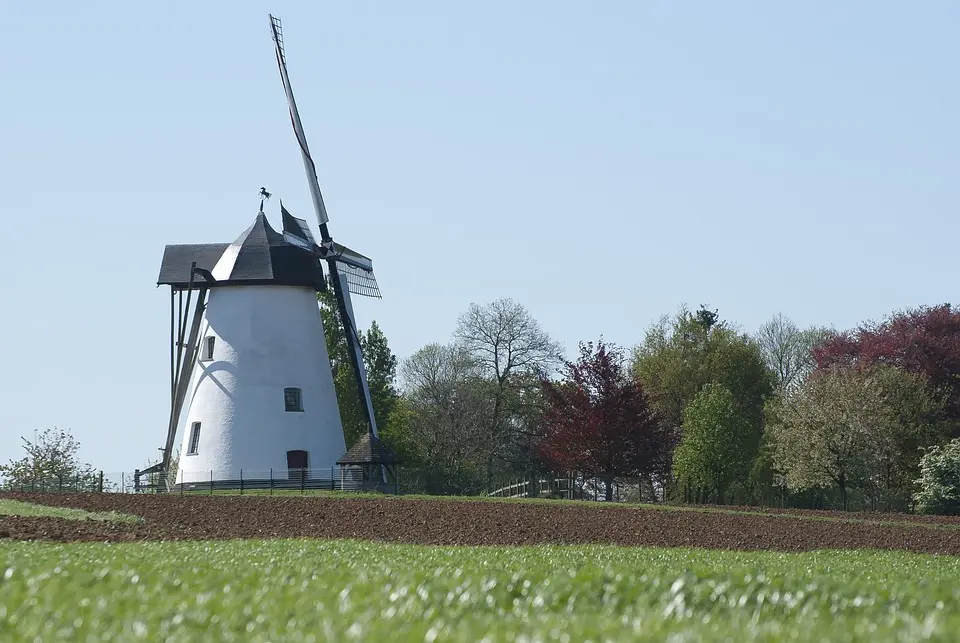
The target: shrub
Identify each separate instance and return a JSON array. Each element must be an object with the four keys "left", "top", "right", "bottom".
[{"left": 913, "top": 439, "right": 960, "bottom": 515}]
